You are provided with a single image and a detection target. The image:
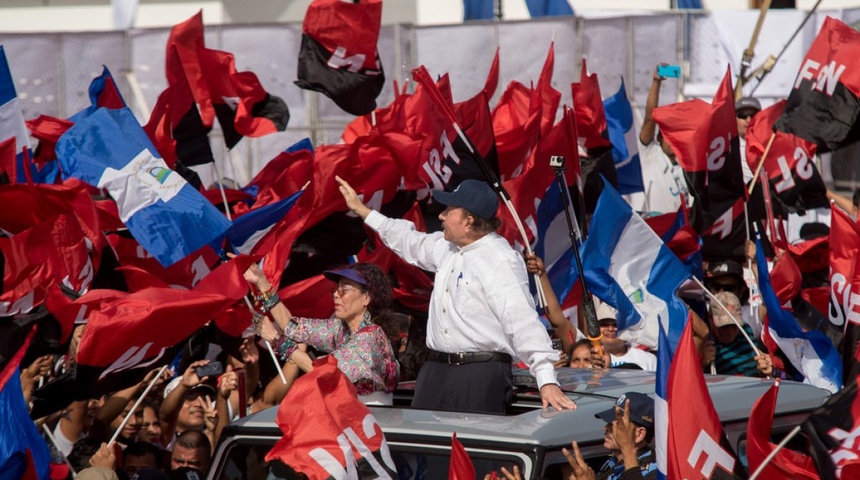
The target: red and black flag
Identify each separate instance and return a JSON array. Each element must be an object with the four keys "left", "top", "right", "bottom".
[
  {"left": 803, "top": 373, "right": 860, "bottom": 479},
  {"left": 652, "top": 69, "right": 747, "bottom": 259},
  {"left": 774, "top": 16, "right": 860, "bottom": 151},
  {"left": 166, "top": 10, "right": 214, "bottom": 128},
  {"left": 295, "top": 0, "right": 385, "bottom": 116},
  {"left": 197, "top": 46, "right": 289, "bottom": 149},
  {"left": 747, "top": 99, "right": 828, "bottom": 213}
]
